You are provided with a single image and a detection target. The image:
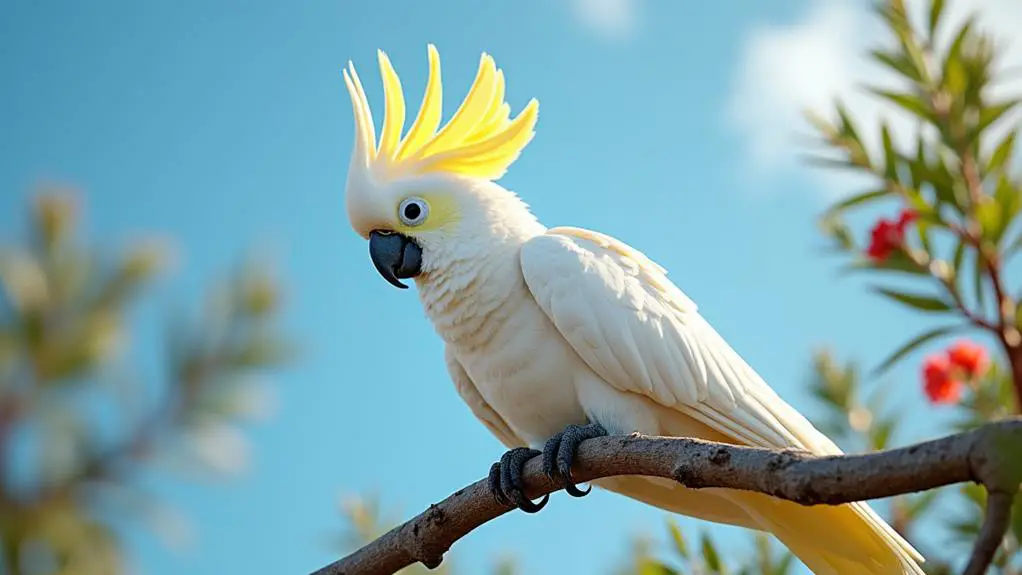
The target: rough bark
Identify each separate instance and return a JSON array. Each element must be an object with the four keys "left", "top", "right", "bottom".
[{"left": 312, "top": 419, "right": 1022, "bottom": 575}]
